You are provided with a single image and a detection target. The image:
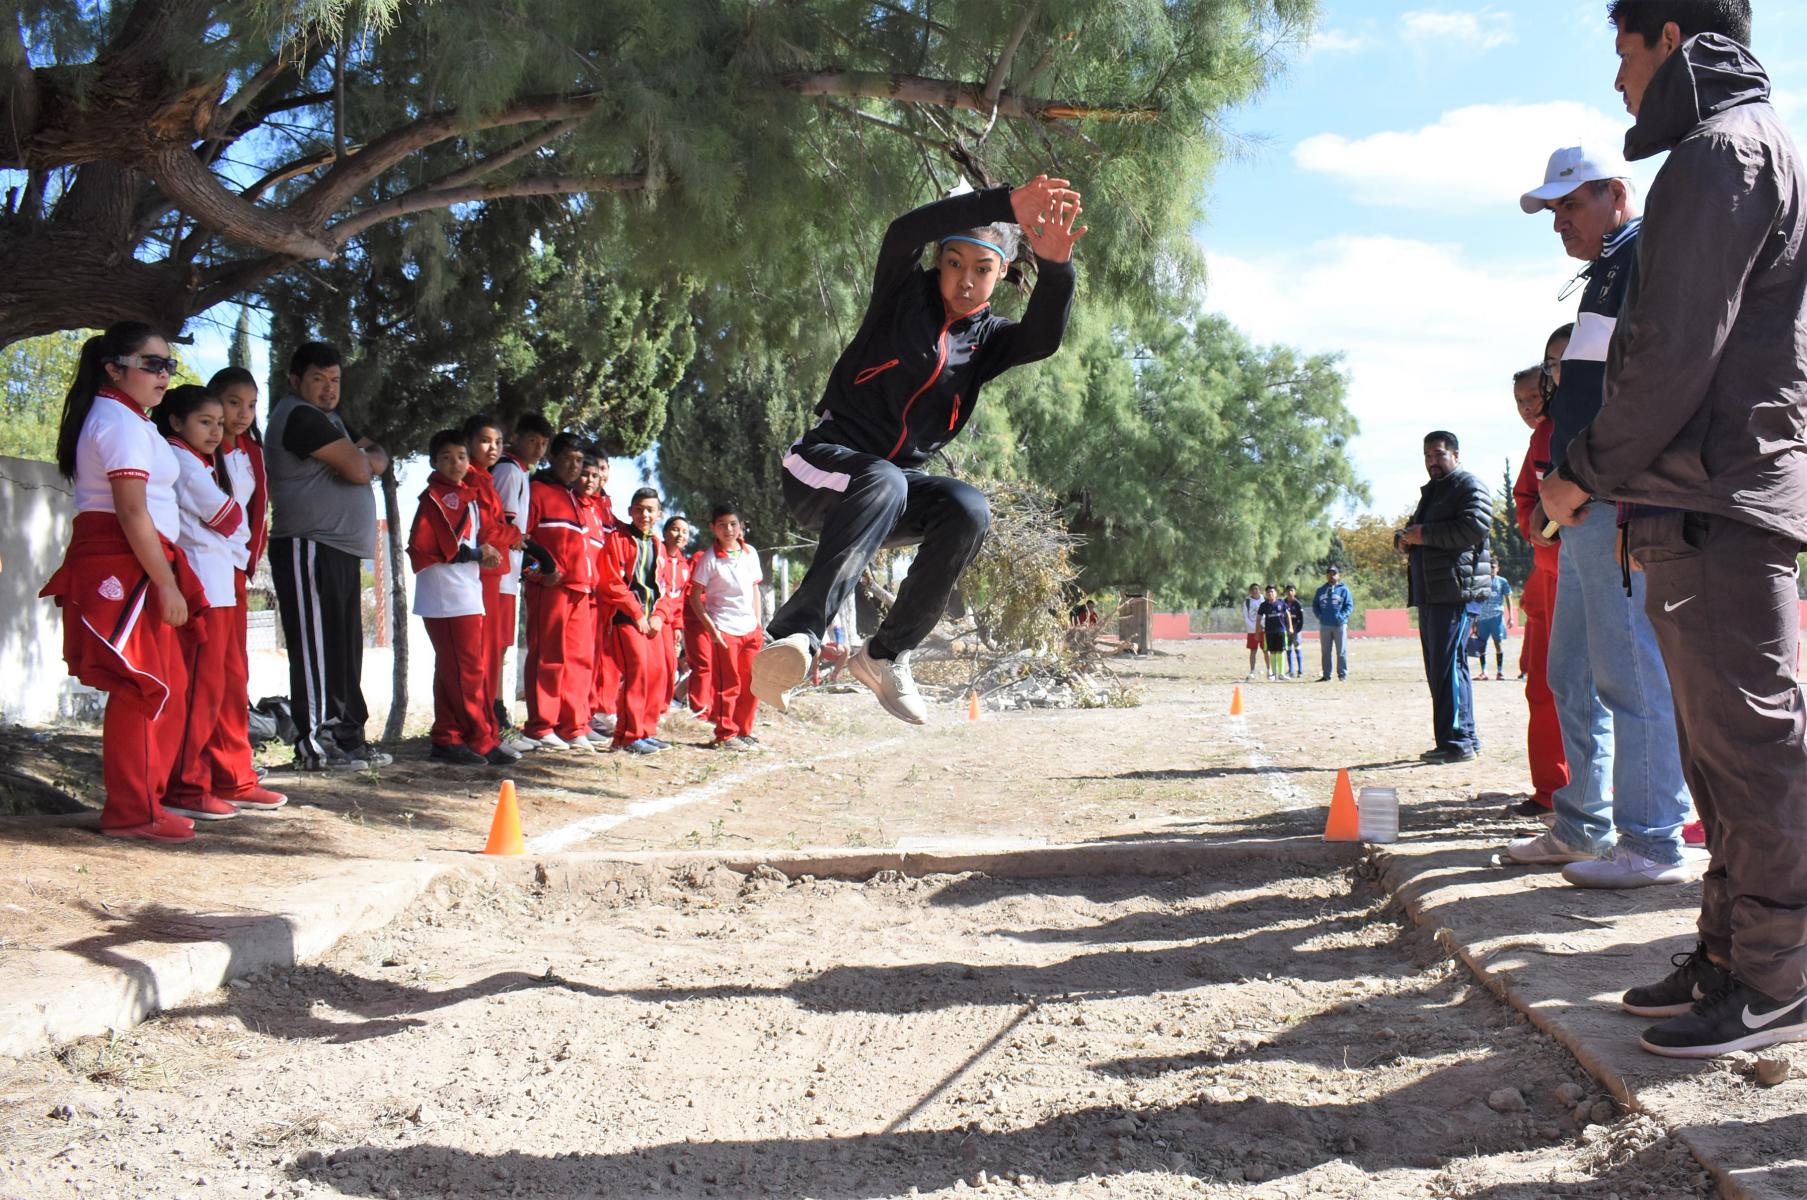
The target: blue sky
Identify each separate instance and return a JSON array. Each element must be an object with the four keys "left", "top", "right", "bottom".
[{"left": 1199, "top": 0, "right": 1807, "bottom": 517}]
